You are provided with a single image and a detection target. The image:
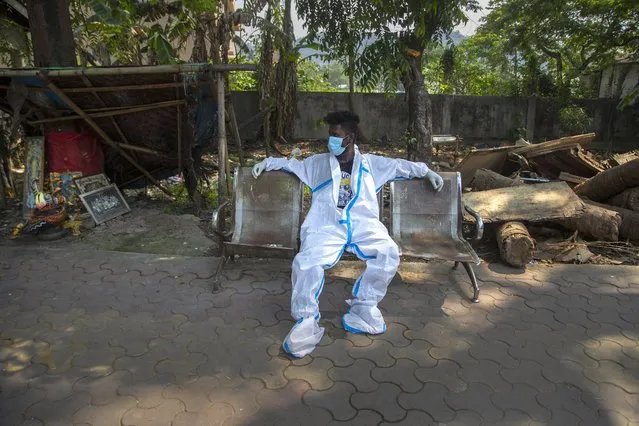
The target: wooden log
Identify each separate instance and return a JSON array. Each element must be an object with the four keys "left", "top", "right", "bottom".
[
  {"left": 559, "top": 203, "right": 621, "bottom": 242},
  {"left": 513, "top": 133, "right": 596, "bottom": 158},
  {"left": 606, "top": 187, "right": 639, "bottom": 211},
  {"left": 497, "top": 221, "right": 535, "bottom": 267},
  {"left": 585, "top": 200, "right": 639, "bottom": 242},
  {"left": 468, "top": 168, "right": 524, "bottom": 191},
  {"left": 463, "top": 182, "right": 585, "bottom": 223},
  {"left": 558, "top": 172, "right": 587, "bottom": 185},
  {"left": 574, "top": 158, "right": 639, "bottom": 201}
]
